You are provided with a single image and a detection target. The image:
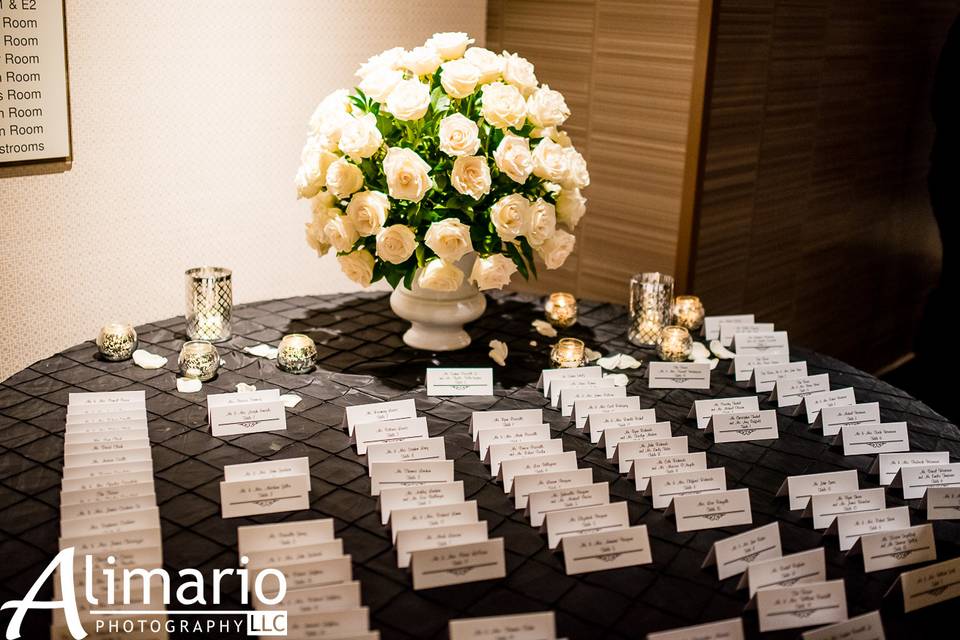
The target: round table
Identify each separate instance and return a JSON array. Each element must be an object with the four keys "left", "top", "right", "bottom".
[{"left": 1, "top": 292, "right": 958, "bottom": 639}]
